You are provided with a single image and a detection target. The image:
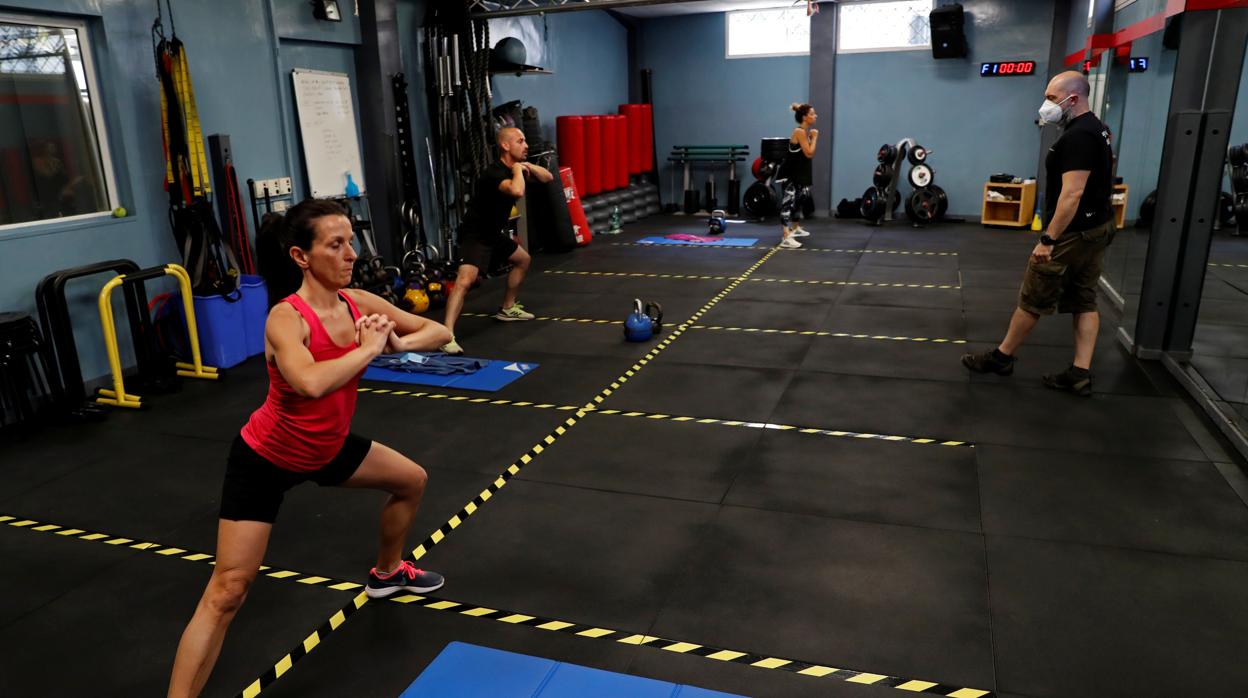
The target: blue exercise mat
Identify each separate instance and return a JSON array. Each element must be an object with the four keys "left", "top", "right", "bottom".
[
  {"left": 638, "top": 236, "right": 758, "bottom": 247},
  {"left": 401, "top": 642, "right": 744, "bottom": 698},
  {"left": 362, "top": 357, "right": 537, "bottom": 392}
]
